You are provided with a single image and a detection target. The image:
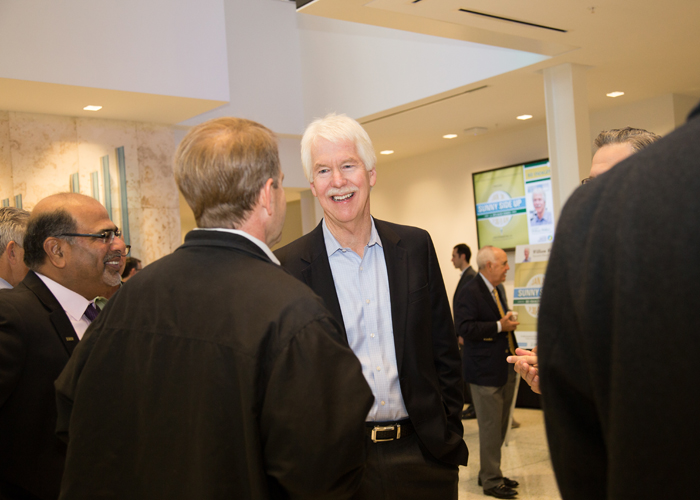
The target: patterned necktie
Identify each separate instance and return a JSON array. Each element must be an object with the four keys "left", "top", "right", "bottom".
[
  {"left": 493, "top": 288, "right": 516, "bottom": 355},
  {"left": 84, "top": 303, "right": 100, "bottom": 323}
]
